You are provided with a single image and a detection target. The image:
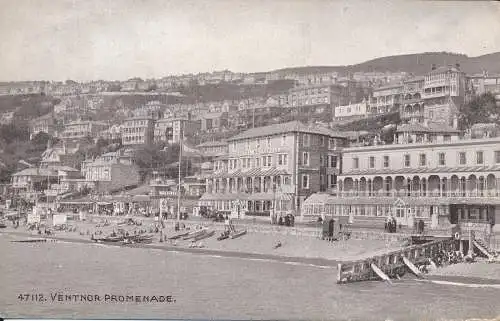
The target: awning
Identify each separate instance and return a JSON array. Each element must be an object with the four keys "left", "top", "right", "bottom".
[
  {"left": 263, "top": 167, "right": 289, "bottom": 176},
  {"left": 248, "top": 193, "right": 275, "bottom": 201},
  {"left": 199, "top": 193, "right": 249, "bottom": 201},
  {"left": 132, "top": 195, "right": 150, "bottom": 202},
  {"left": 275, "top": 192, "right": 293, "bottom": 201},
  {"left": 242, "top": 168, "right": 262, "bottom": 177}
]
